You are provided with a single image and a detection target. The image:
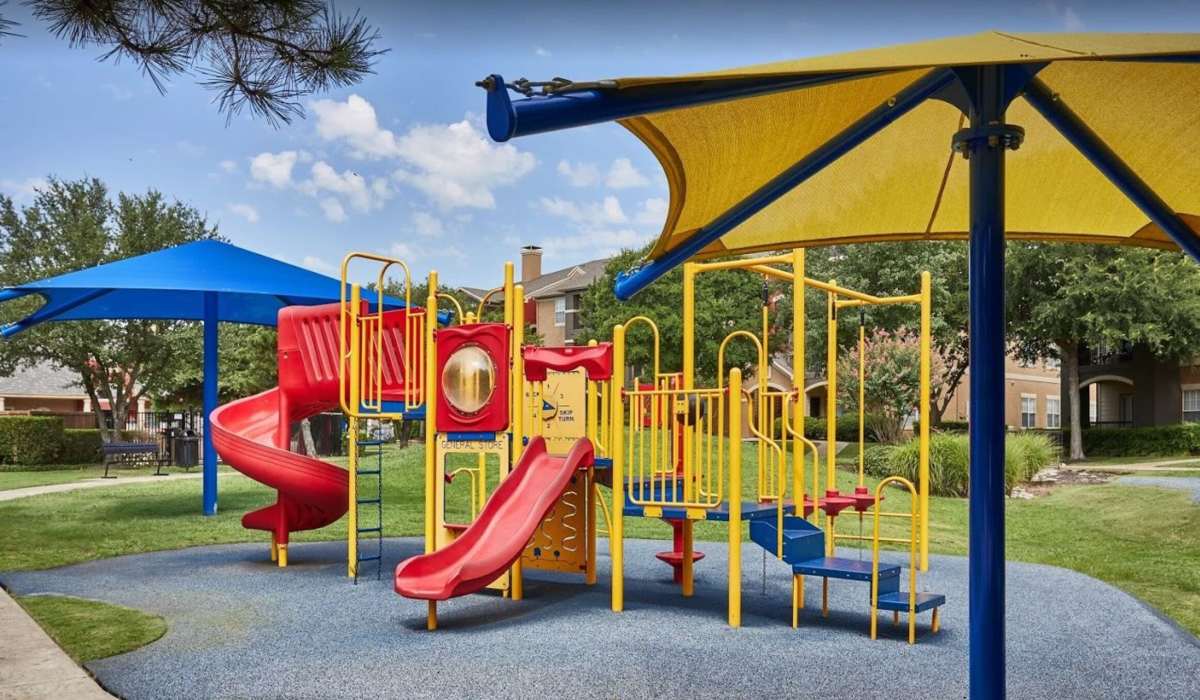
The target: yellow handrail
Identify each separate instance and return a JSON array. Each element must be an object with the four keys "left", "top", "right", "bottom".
[
  {"left": 780, "top": 393, "right": 821, "bottom": 523},
  {"left": 622, "top": 315, "right": 661, "bottom": 380},
  {"left": 870, "top": 475, "right": 919, "bottom": 644},
  {"left": 475, "top": 286, "right": 502, "bottom": 321},
  {"left": 742, "top": 388, "right": 786, "bottom": 558},
  {"left": 437, "top": 293, "right": 464, "bottom": 325}
]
